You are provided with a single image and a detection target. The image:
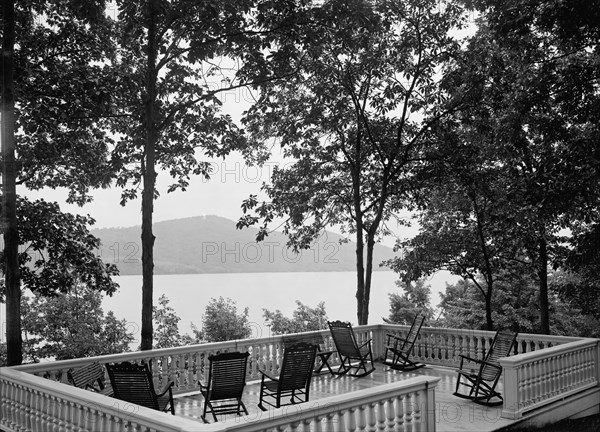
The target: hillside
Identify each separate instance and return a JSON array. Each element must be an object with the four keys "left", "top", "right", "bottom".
[{"left": 91, "top": 215, "right": 397, "bottom": 275}]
